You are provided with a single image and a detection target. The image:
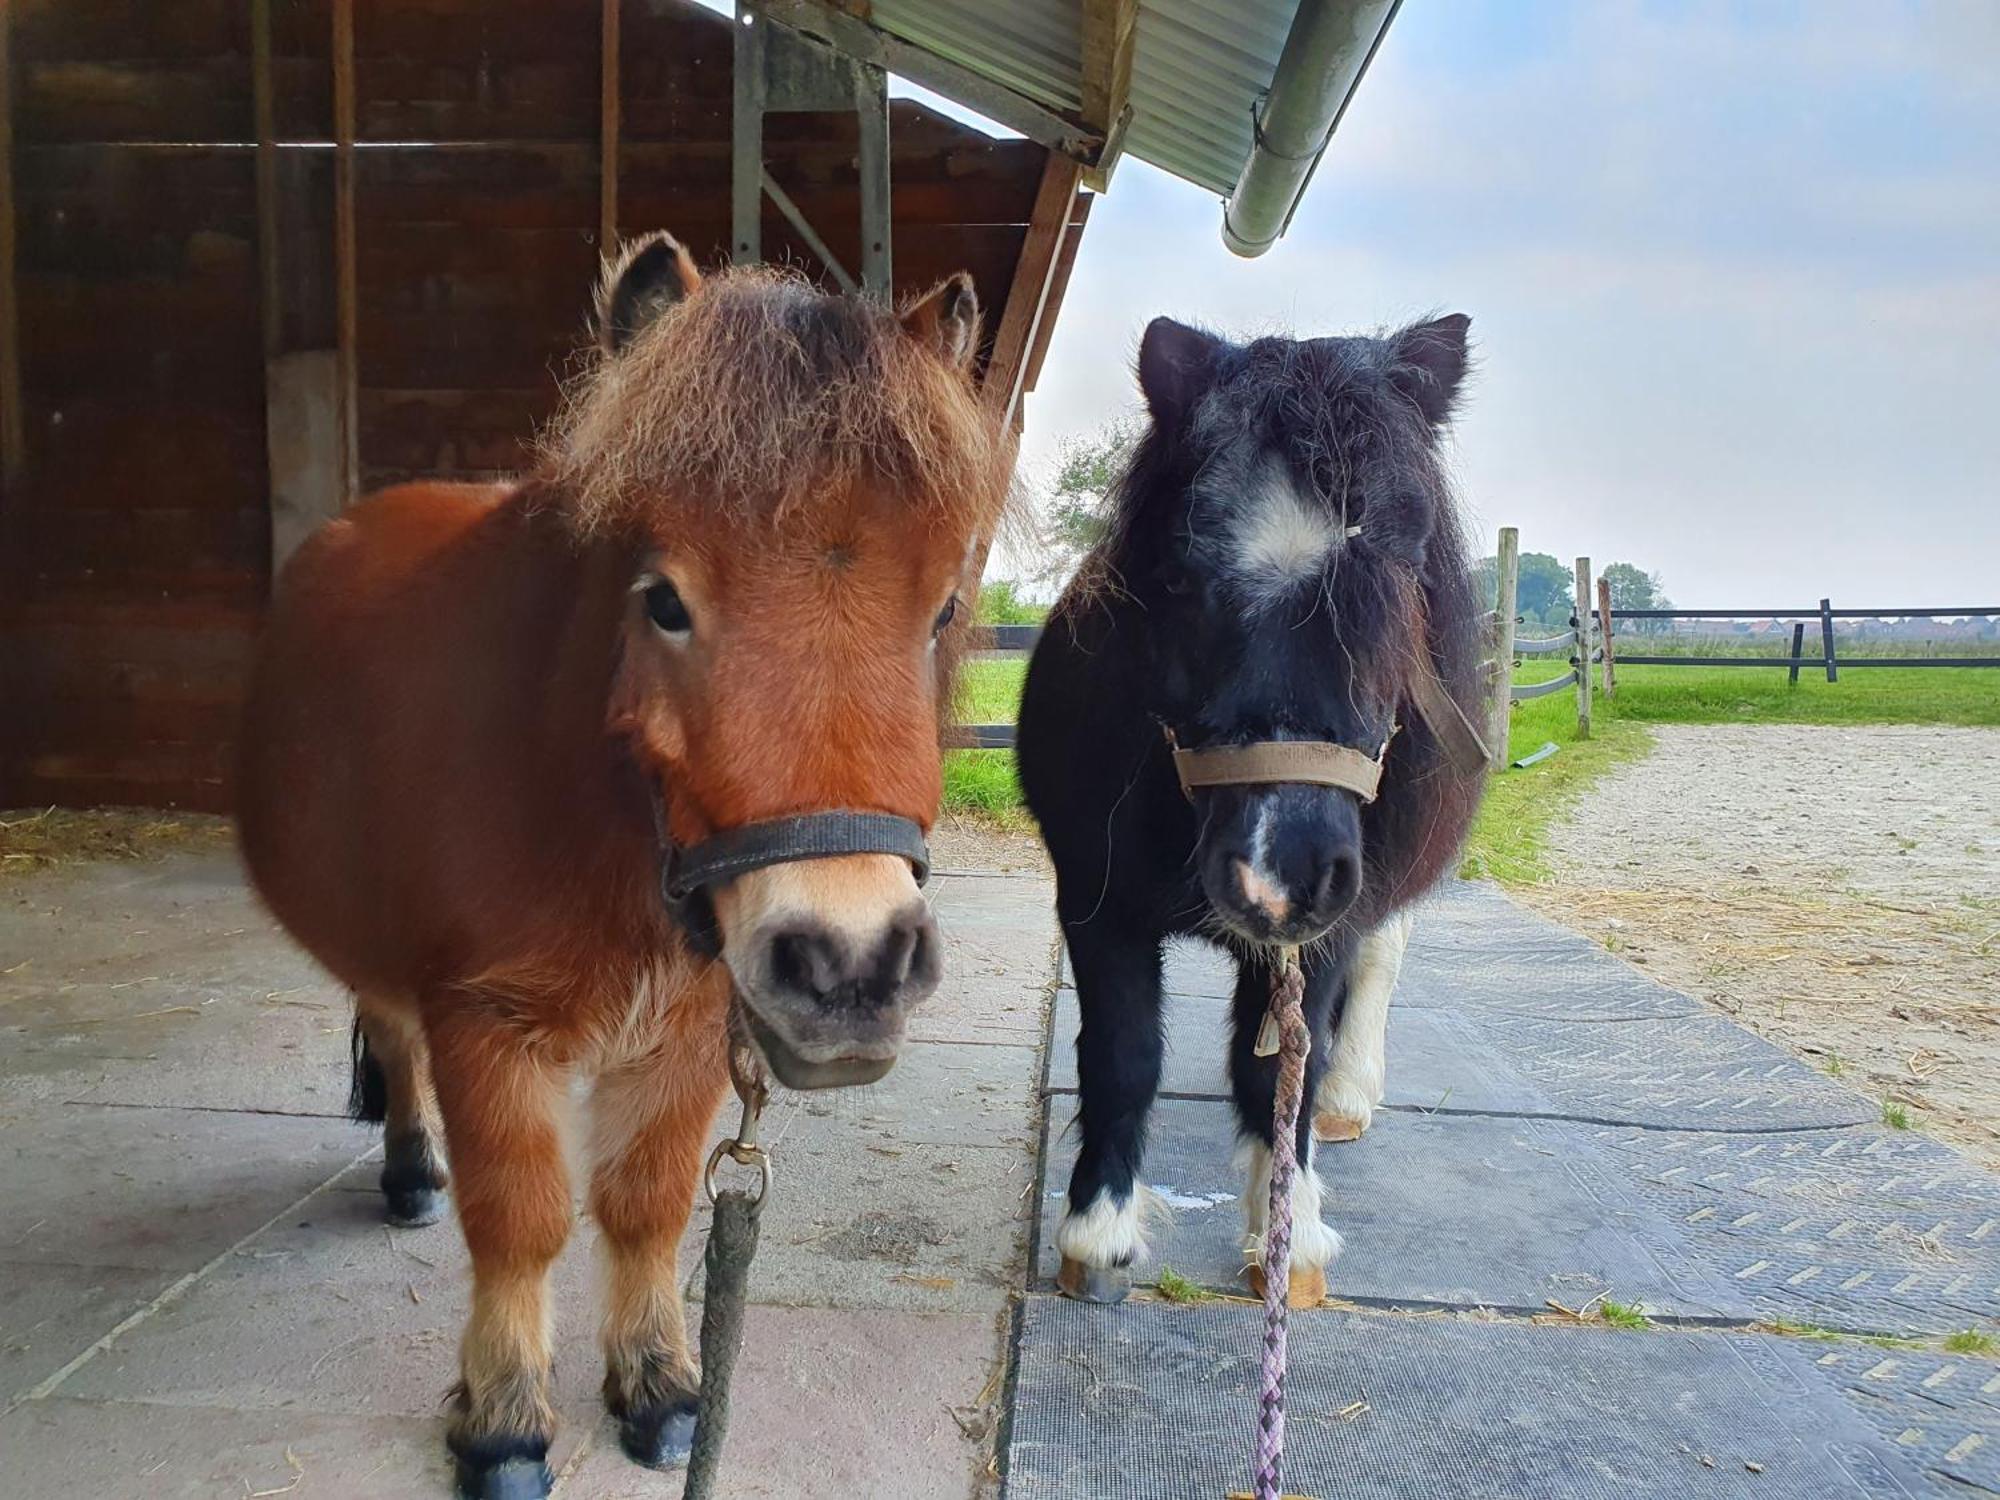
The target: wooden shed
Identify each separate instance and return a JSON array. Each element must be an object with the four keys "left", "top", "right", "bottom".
[{"left": 0, "top": 0, "right": 1091, "bottom": 812}]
